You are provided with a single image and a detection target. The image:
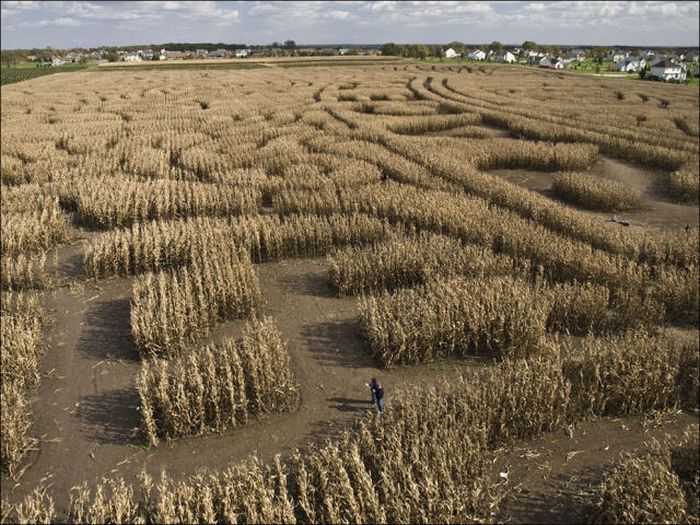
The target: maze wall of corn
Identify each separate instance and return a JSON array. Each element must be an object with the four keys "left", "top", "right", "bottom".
[{"left": 1, "top": 62, "right": 698, "bottom": 523}]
